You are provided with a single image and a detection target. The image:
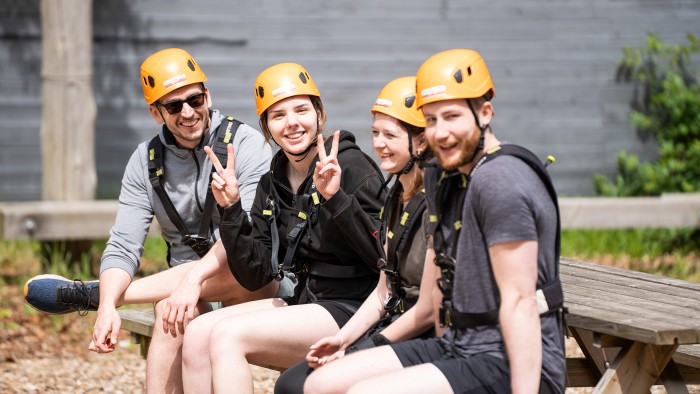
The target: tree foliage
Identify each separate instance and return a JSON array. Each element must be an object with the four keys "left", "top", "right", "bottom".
[{"left": 595, "top": 33, "right": 700, "bottom": 196}]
